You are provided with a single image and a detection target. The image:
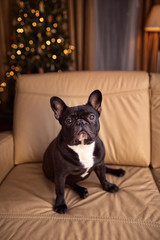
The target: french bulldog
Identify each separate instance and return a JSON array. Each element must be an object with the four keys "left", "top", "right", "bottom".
[{"left": 43, "top": 90, "right": 125, "bottom": 214}]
